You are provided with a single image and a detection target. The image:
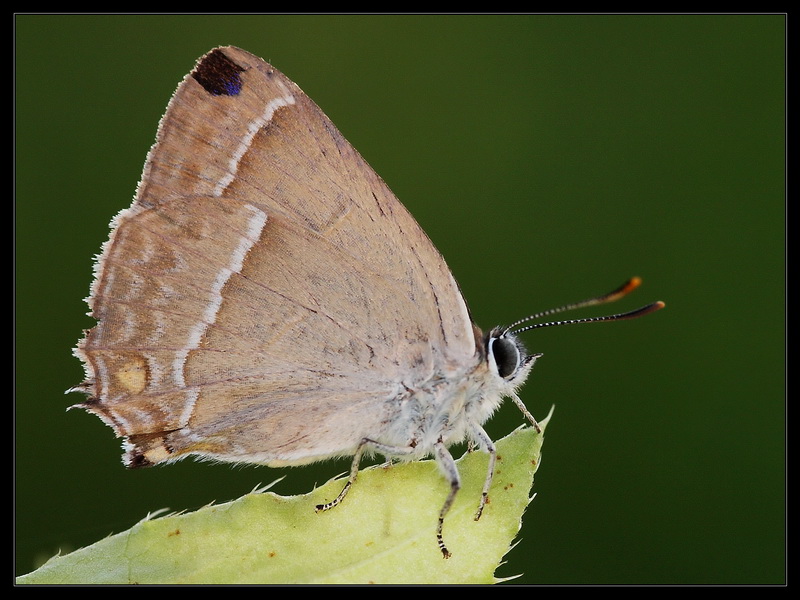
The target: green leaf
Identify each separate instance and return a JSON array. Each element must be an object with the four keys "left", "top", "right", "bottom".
[{"left": 17, "top": 411, "right": 551, "bottom": 584}]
